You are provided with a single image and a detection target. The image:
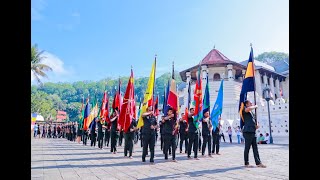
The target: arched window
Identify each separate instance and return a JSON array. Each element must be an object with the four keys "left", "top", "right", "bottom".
[{"left": 213, "top": 73, "right": 221, "bottom": 81}]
